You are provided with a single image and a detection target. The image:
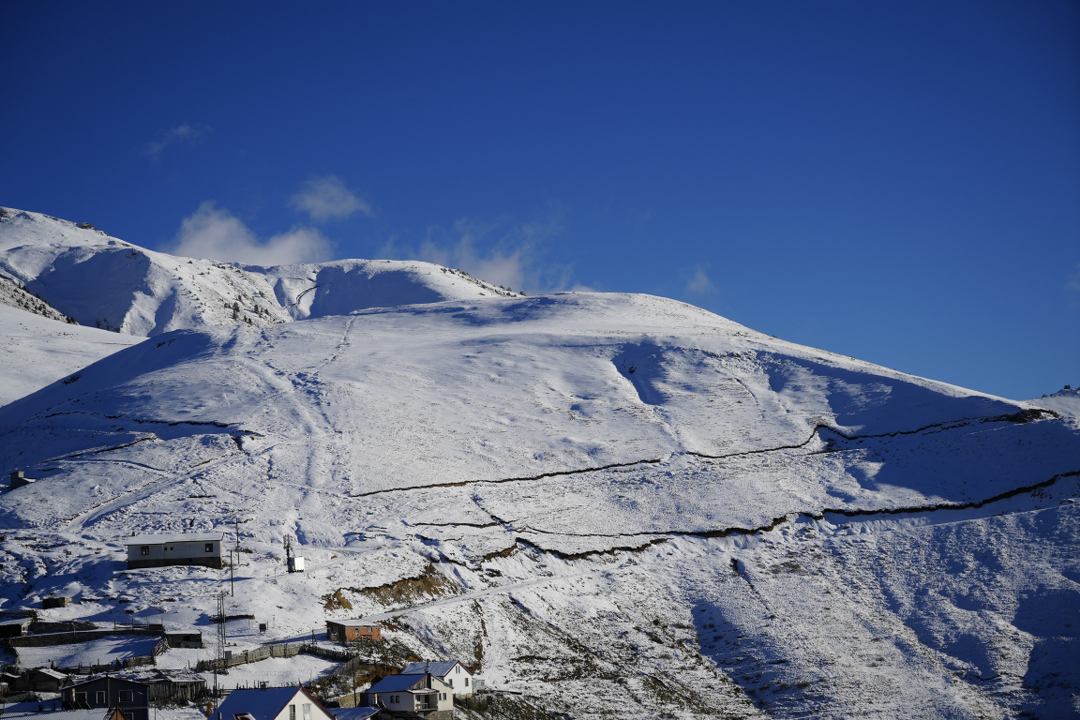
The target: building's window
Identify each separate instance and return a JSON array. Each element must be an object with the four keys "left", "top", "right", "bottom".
[
  {"left": 448, "top": 678, "right": 453, "bottom": 688},
  {"left": 140, "top": 546, "right": 150, "bottom": 556},
  {"left": 456, "top": 666, "right": 460, "bottom": 673},
  {"left": 303, "top": 704, "right": 311, "bottom": 720},
  {"left": 74, "top": 693, "right": 86, "bottom": 704},
  {"left": 119, "top": 691, "right": 132, "bottom": 702},
  {"left": 289, "top": 705, "right": 296, "bottom": 720},
  {"left": 465, "top": 677, "right": 468, "bottom": 687},
  {"left": 96, "top": 692, "right": 106, "bottom": 704},
  {"left": 205, "top": 543, "right": 214, "bottom": 552}
]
